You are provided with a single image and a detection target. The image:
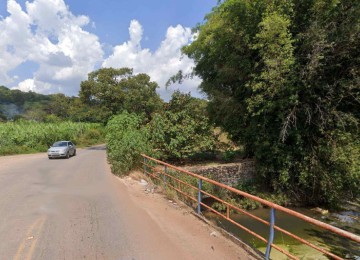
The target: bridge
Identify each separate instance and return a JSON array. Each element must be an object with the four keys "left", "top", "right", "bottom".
[
  {"left": 142, "top": 154, "right": 360, "bottom": 260},
  {"left": 0, "top": 146, "right": 358, "bottom": 259},
  {"left": 0, "top": 146, "right": 252, "bottom": 259}
]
